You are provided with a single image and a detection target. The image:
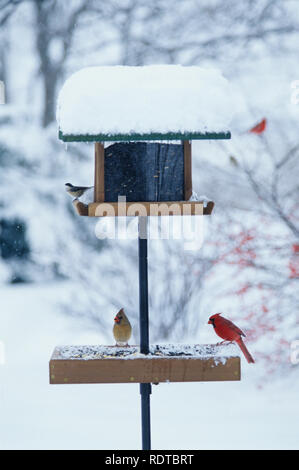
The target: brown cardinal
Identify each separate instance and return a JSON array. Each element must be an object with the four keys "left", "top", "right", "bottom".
[
  {"left": 208, "top": 313, "right": 255, "bottom": 363},
  {"left": 248, "top": 118, "right": 267, "bottom": 134},
  {"left": 113, "top": 308, "right": 132, "bottom": 346}
]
